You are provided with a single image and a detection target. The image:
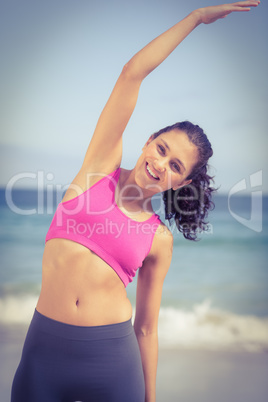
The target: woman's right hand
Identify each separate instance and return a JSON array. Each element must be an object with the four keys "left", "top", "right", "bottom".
[{"left": 196, "top": 1, "right": 260, "bottom": 25}]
